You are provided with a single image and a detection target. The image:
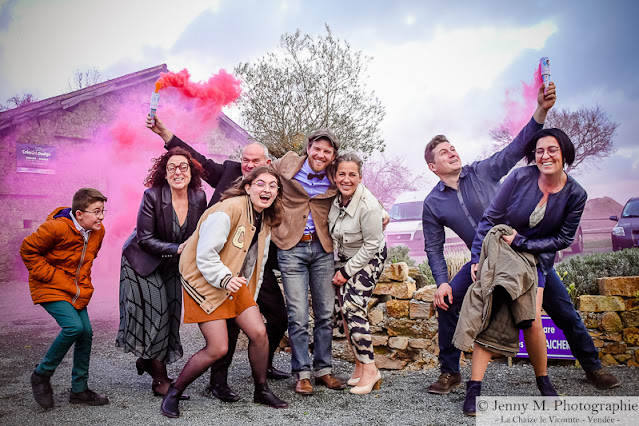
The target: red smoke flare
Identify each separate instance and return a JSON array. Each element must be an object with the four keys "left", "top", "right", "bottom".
[{"left": 156, "top": 68, "right": 241, "bottom": 106}]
